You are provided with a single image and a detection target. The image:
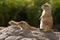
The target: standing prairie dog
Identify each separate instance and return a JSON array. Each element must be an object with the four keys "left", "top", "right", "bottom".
[
  {"left": 18, "top": 21, "right": 39, "bottom": 31},
  {"left": 40, "top": 3, "right": 53, "bottom": 32}
]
